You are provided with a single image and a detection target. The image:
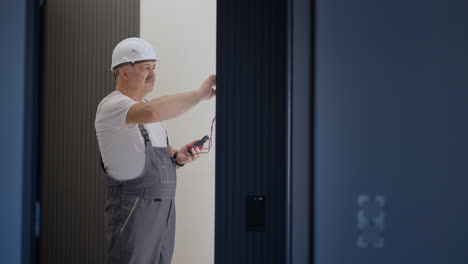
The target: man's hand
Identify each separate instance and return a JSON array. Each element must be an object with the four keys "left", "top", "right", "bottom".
[
  {"left": 198, "top": 74, "right": 216, "bottom": 100},
  {"left": 175, "top": 140, "right": 204, "bottom": 165}
]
